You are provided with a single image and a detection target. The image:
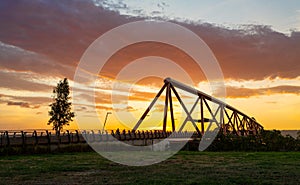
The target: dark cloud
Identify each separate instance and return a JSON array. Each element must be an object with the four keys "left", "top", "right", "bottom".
[
  {"left": 0, "top": 93, "right": 51, "bottom": 108},
  {"left": 15, "top": 96, "right": 51, "bottom": 105},
  {"left": 98, "top": 22, "right": 300, "bottom": 82},
  {"left": 0, "top": 0, "right": 139, "bottom": 72},
  {"left": 96, "top": 105, "right": 137, "bottom": 112},
  {"left": 126, "top": 105, "right": 136, "bottom": 111},
  {"left": 181, "top": 23, "right": 300, "bottom": 80},
  {"left": 0, "top": 0, "right": 299, "bottom": 97},
  {"left": 157, "top": 2, "right": 167, "bottom": 10},
  {"left": 96, "top": 105, "right": 112, "bottom": 111},
  {"left": 93, "top": 1, "right": 300, "bottom": 80},
  {"left": 265, "top": 101, "right": 277, "bottom": 104},
  {"left": 7, "top": 101, "right": 28, "bottom": 107},
  {"left": 74, "top": 106, "right": 88, "bottom": 112},
  {"left": 0, "top": 42, "right": 74, "bottom": 78},
  {"left": 131, "top": 9, "right": 143, "bottom": 15},
  {"left": 6, "top": 101, "right": 41, "bottom": 109},
  {"left": 151, "top": 11, "right": 162, "bottom": 16},
  {"left": 0, "top": 70, "right": 51, "bottom": 92}
]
